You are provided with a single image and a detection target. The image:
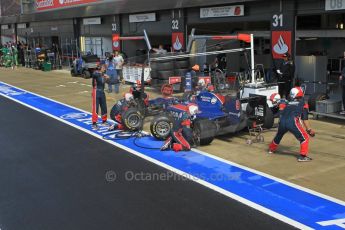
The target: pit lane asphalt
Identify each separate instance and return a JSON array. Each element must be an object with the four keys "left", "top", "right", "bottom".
[{"left": 0, "top": 96, "right": 296, "bottom": 230}]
